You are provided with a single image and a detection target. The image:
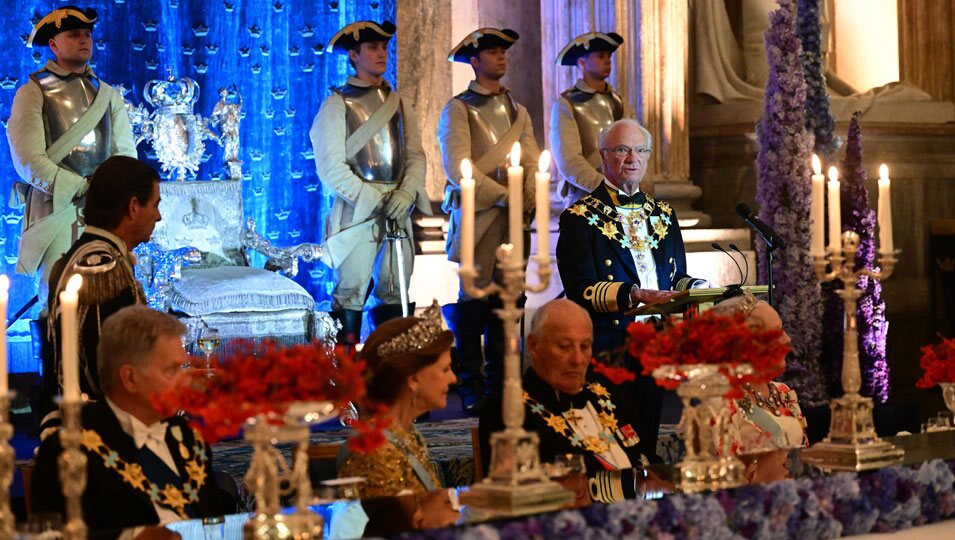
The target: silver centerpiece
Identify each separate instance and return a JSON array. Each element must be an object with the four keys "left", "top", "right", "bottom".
[
  {"left": 653, "top": 364, "right": 746, "bottom": 493},
  {"left": 243, "top": 401, "right": 337, "bottom": 539},
  {"left": 802, "top": 231, "right": 904, "bottom": 471},
  {"left": 58, "top": 398, "right": 88, "bottom": 540},
  {"left": 124, "top": 73, "right": 243, "bottom": 181}
]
